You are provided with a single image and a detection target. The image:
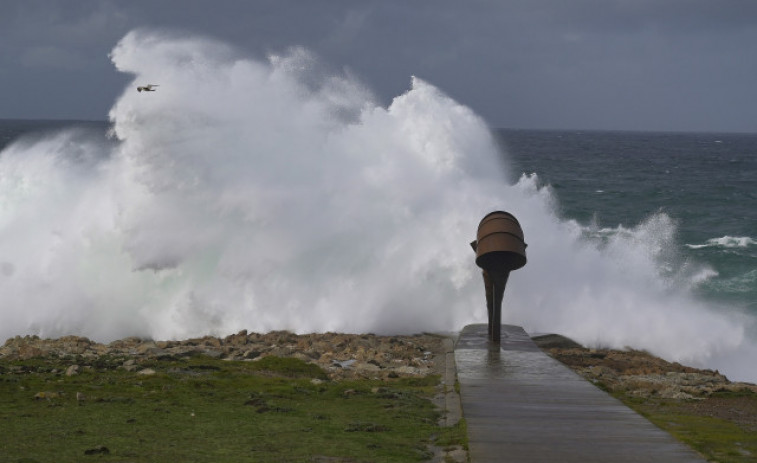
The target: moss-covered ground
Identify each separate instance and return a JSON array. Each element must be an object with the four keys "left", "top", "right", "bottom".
[
  {"left": 613, "top": 389, "right": 757, "bottom": 462},
  {"left": 0, "top": 355, "right": 465, "bottom": 462}
]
